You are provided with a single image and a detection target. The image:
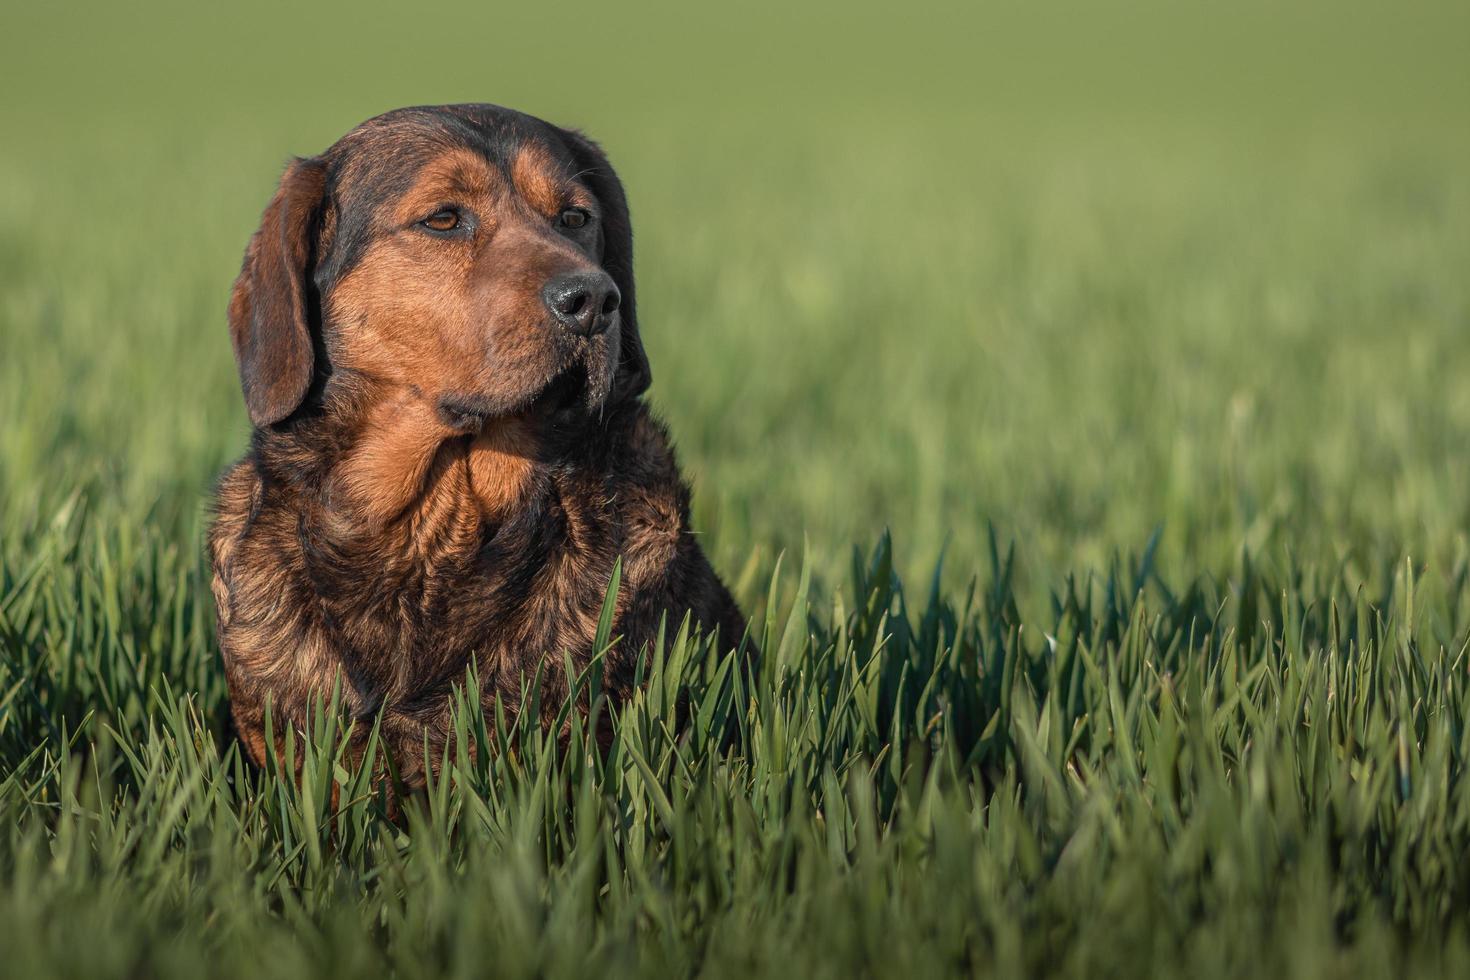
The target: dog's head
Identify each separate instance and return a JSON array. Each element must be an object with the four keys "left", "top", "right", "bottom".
[{"left": 228, "top": 104, "right": 650, "bottom": 431}]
